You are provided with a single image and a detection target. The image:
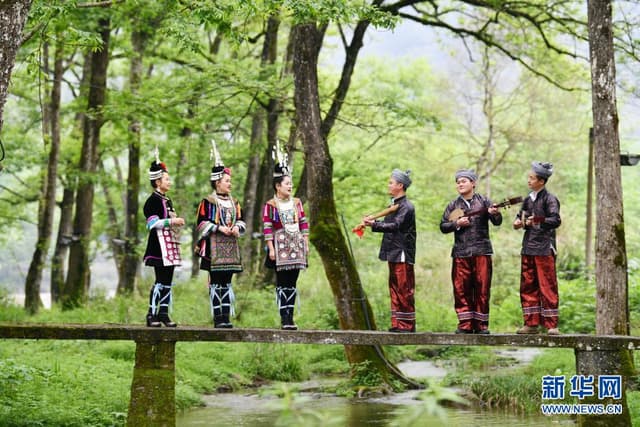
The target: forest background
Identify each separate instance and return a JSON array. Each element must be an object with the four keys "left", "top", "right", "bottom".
[
  {"left": 1, "top": 0, "right": 639, "bottom": 321},
  {"left": 2, "top": 0, "right": 640, "bottom": 425}
]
